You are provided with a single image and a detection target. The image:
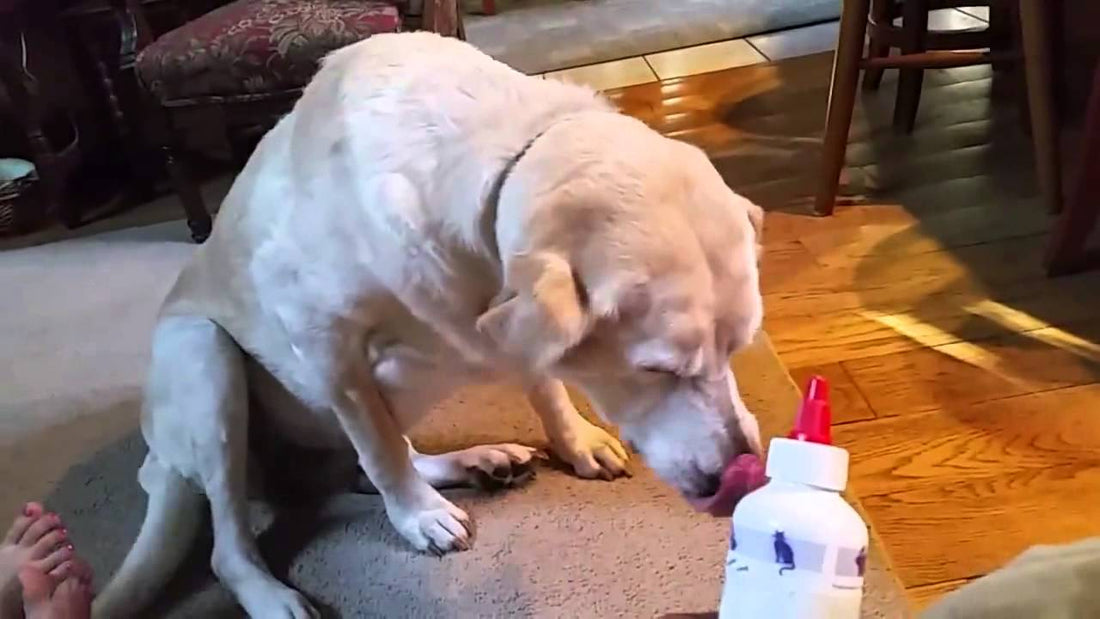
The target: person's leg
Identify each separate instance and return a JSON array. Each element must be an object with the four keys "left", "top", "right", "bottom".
[{"left": 1, "top": 503, "right": 76, "bottom": 618}]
